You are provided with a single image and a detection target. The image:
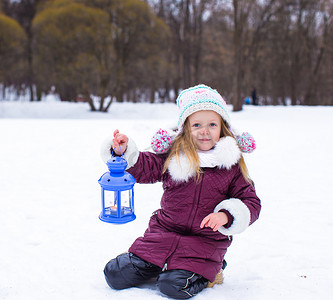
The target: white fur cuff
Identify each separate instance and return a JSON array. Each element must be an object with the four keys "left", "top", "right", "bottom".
[
  {"left": 214, "top": 198, "right": 251, "bottom": 235},
  {"left": 100, "top": 136, "right": 139, "bottom": 169}
]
